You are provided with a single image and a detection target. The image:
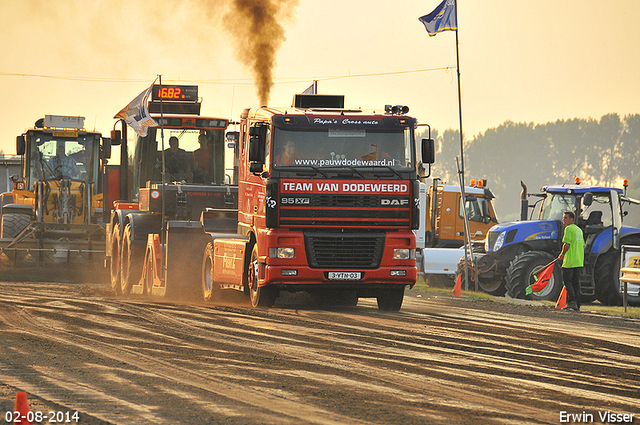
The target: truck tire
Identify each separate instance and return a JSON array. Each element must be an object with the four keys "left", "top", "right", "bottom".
[
  {"left": 595, "top": 236, "right": 640, "bottom": 306},
  {"left": 506, "top": 251, "right": 562, "bottom": 301},
  {"left": 248, "top": 244, "right": 276, "bottom": 308},
  {"left": 110, "top": 222, "right": 122, "bottom": 295},
  {"left": 202, "top": 242, "right": 222, "bottom": 302},
  {"left": 376, "top": 286, "right": 404, "bottom": 311},
  {"left": 120, "top": 223, "right": 144, "bottom": 295},
  {"left": 0, "top": 213, "right": 31, "bottom": 239}
]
